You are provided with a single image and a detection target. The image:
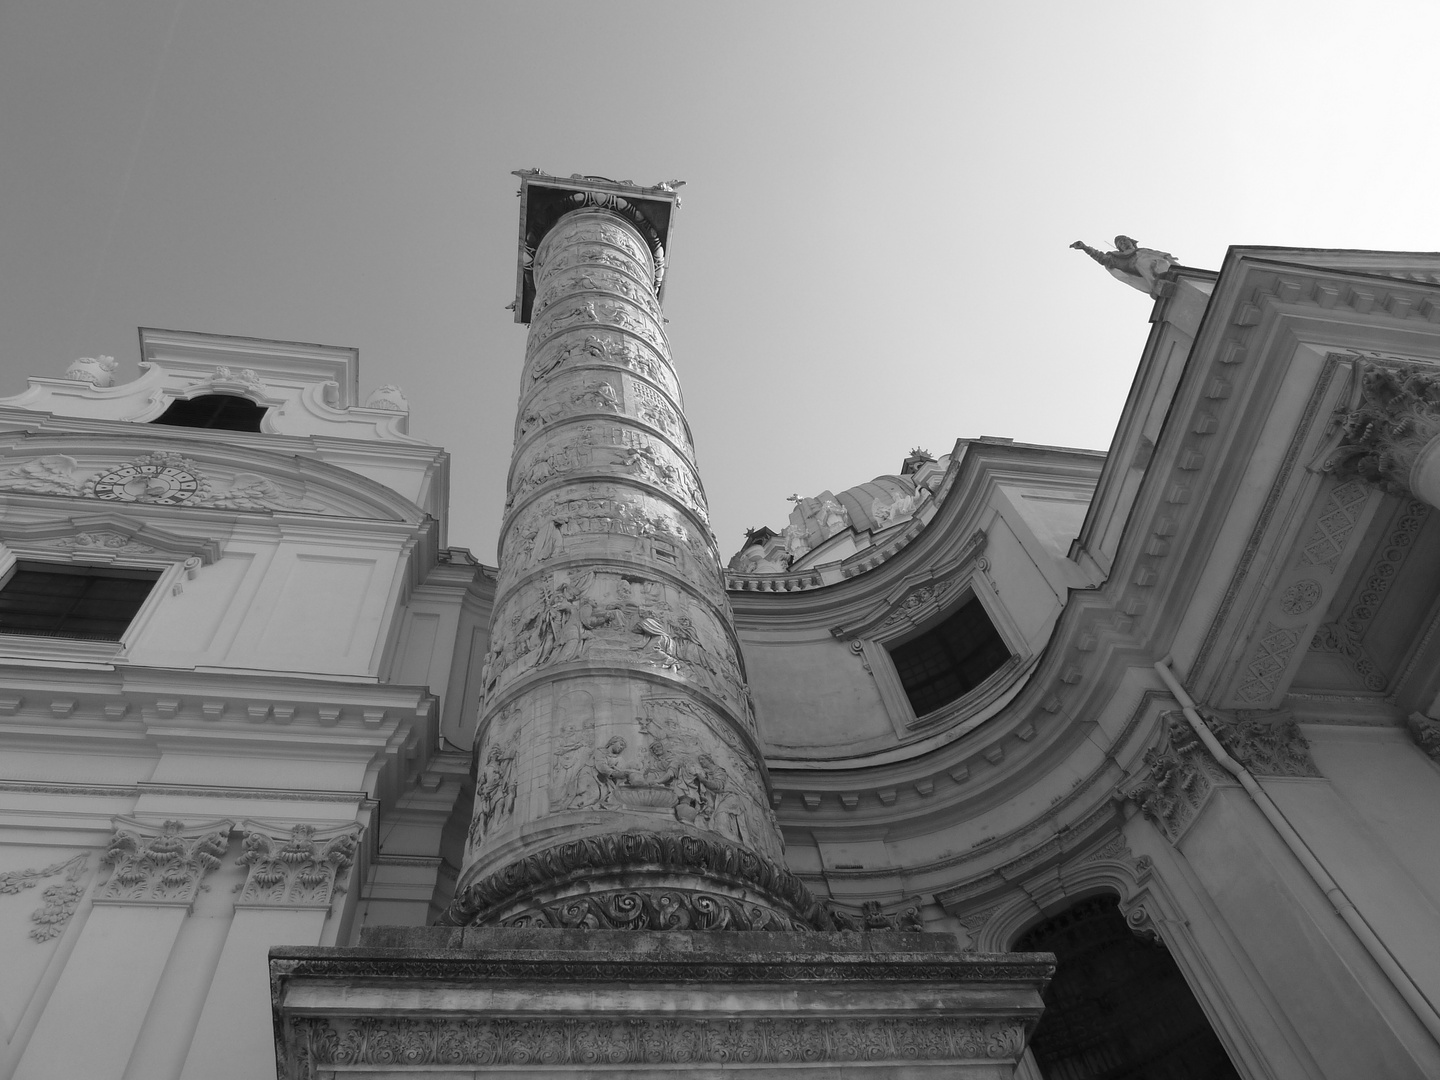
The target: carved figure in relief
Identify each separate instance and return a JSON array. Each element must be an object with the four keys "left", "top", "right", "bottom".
[
  {"left": 471, "top": 742, "right": 518, "bottom": 846},
  {"left": 782, "top": 492, "right": 853, "bottom": 560},
  {"left": 872, "top": 490, "right": 924, "bottom": 528},
  {"left": 0, "top": 455, "right": 84, "bottom": 495},
  {"left": 567, "top": 736, "right": 640, "bottom": 810},
  {"left": 1071, "top": 235, "right": 1177, "bottom": 295},
  {"left": 694, "top": 754, "right": 747, "bottom": 842},
  {"left": 535, "top": 579, "right": 591, "bottom": 667}
]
